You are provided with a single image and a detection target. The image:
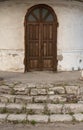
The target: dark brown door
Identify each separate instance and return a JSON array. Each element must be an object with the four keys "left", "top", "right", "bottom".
[{"left": 25, "top": 4, "right": 58, "bottom": 71}]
